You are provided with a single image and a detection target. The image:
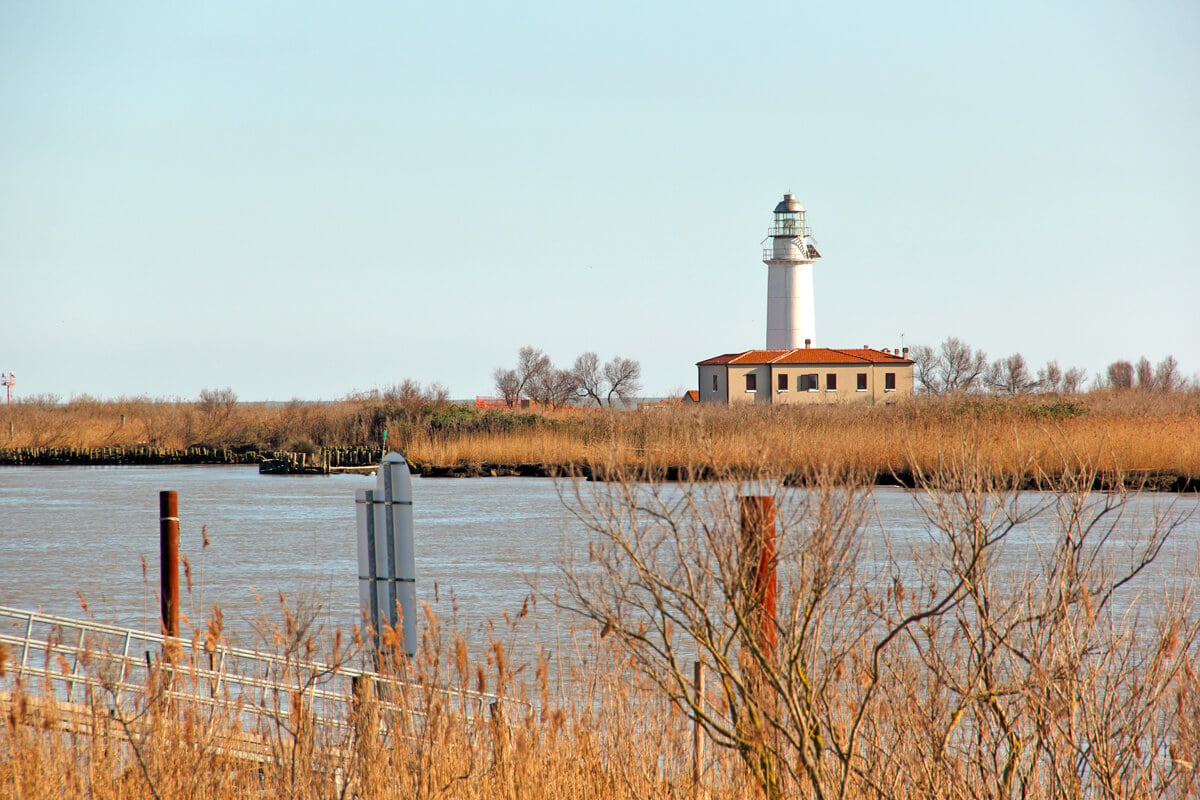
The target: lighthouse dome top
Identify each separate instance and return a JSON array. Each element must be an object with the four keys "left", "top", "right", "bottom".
[{"left": 774, "top": 193, "right": 805, "bottom": 214}]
